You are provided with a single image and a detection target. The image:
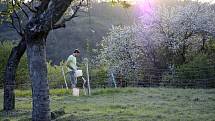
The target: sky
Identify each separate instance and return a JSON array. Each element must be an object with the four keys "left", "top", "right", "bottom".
[
  {"left": 23, "top": 0, "right": 215, "bottom": 4},
  {"left": 127, "top": 0, "right": 215, "bottom": 4},
  {"left": 96, "top": 0, "right": 215, "bottom": 4}
]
